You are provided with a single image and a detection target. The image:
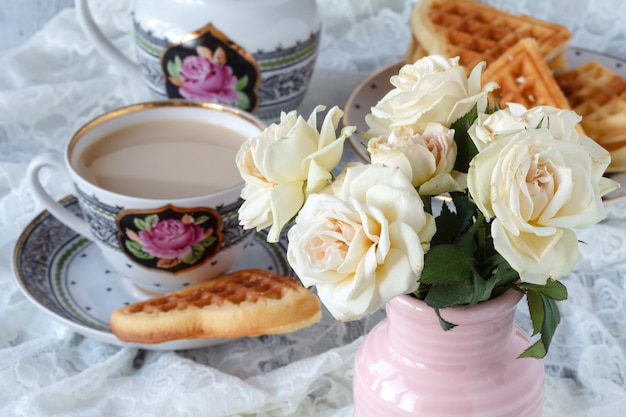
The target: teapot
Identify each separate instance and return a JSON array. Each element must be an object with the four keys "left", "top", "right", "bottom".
[{"left": 75, "top": 0, "right": 320, "bottom": 121}]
